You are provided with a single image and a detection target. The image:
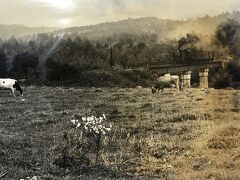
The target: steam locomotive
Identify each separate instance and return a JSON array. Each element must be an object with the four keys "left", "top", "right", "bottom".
[{"left": 172, "top": 49, "right": 222, "bottom": 65}]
